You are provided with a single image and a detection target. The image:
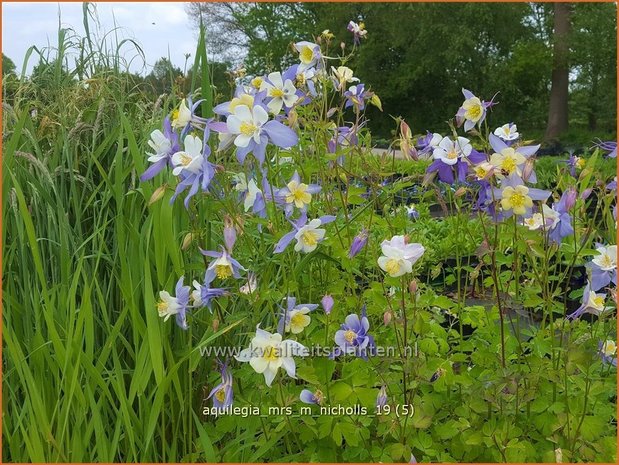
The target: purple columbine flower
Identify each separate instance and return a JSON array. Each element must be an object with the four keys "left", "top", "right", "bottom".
[
  {"left": 157, "top": 276, "right": 191, "bottom": 330},
  {"left": 321, "top": 294, "right": 334, "bottom": 315},
  {"left": 344, "top": 84, "right": 371, "bottom": 112},
  {"left": 406, "top": 204, "right": 420, "bottom": 220},
  {"left": 606, "top": 177, "right": 617, "bottom": 191},
  {"left": 213, "top": 85, "right": 267, "bottom": 117},
  {"left": 588, "top": 244, "right": 617, "bottom": 291},
  {"left": 593, "top": 139, "right": 617, "bottom": 158},
  {"left": 300, "top": 388, "right": 324, "bottom": 405},
  {"left": 294, "top": 41, "right": 322, "bottom": 73},
  {"left": 348, "top": 229, "right": 369, "bottom": 258},
  {"left": 191, "top": 275, "right": 228, "bottom": 313},
  {"left": 275, "top": 171, "right": 321, "bottom": 217},
  {"left": 416, "top": 131, "right": 443, "bottom": 158},
  {"left": 332, "top": 306, "right": 375, "bottom": 359},
  {"left": 455, "top": 88, "right": 496, "bottom": 132},
  {"left": 489, "top": 133, "right": 540, "bottom": 182},
  {"left": 376, "top": 385, "right": 388, "bottom": 408},
  {"left": 140, "top": 116, "right": 180, "bottom": 181},
  {"left": 273, "top": 213, "right": 336, "bottom": 254},
  {"left": 426, "top": 136, "right": 485, "bottom": 184},
  {"left": 567, "top": 282, "right": 607, "bottom": 320},
  {"left": 493, "top": 123, "right": 519, "bottom": 144},
  {"left": 563, "top": 150, "right": 585, "bottom": 178},
  {"left": 277, "top": 296, "right": 319, "bottom": 335},
  {"left": 216, "top": 103, "right": 298, "bottom": 165},
  {"left": 207, "top": 361, "right": 234, "bottom": 410},
  {"left": 599, "top": 340, "right": 618, "bottom": 367},
  {"left": 347, "top": 20, "right": 367, "bottom": 45},
  {"left": 547, "top": 188, "right": 575, "bottom": 244},
  {"left": 201, "top": 246, "right": 246, "bottom": 285},
  {"left": 169, "top": 126, "right": 218, "bottom": 208}
]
